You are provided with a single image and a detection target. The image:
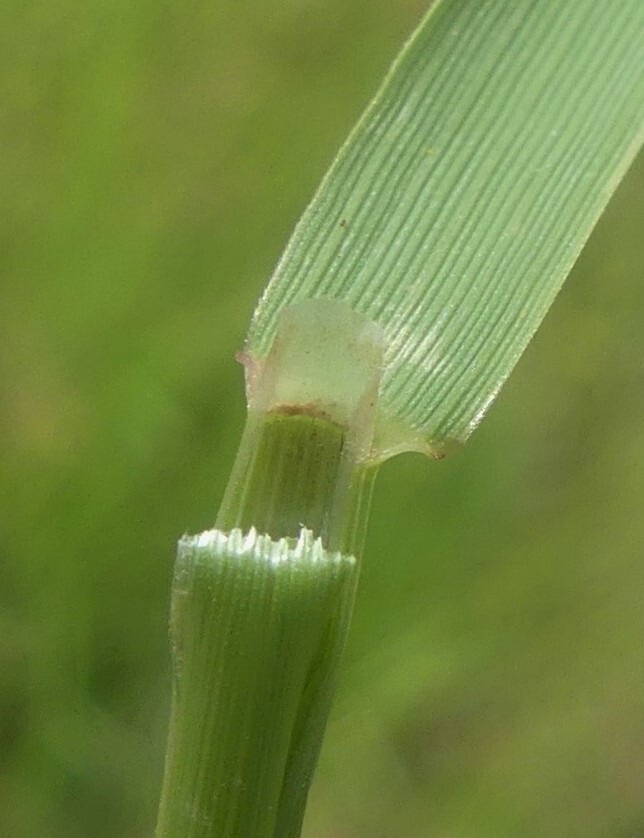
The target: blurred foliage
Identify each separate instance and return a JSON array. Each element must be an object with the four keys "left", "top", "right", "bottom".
[{"left": 1, "top": 2, "right": 643, "bottom": 836}]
